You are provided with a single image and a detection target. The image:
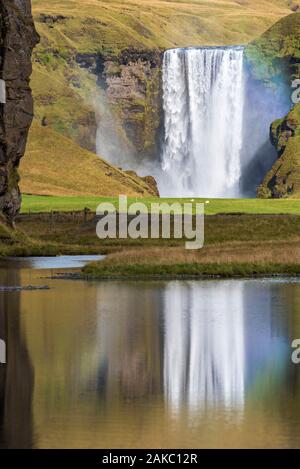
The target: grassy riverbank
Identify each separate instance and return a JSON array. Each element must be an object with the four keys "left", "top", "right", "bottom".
[
  {"left": 83, "top": 259, "right": 300, "bottom": 280},
  {"left": 0, "top": 220, "right": 99, "bottom": 257},
  {"left": 1, "top": 211, "right": 300, "bottom": 278},
  {"left": 82, "top": 239, "right": 300, "bottom": 279}
]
